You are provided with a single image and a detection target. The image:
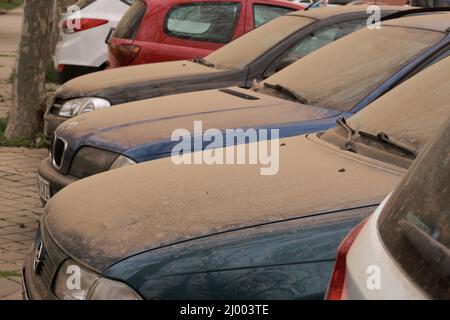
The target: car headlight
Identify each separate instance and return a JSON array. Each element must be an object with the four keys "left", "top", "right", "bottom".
[
  {"left": 54, "top": 260, "right": 142, "bottom": 300},
  {"left": 69, "top": 147, "right": 136, "bottom": 179},
  {"left": 58, "top": 97, "right": 110, "bottom": 117},
  {"left": 69, "top": 147, "right": 119, "bottom": 179}
]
